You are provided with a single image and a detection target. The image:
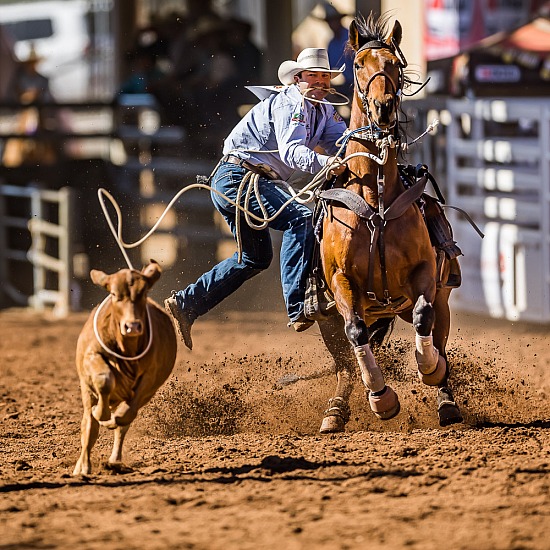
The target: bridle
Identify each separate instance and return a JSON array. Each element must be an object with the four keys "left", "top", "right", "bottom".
[{"left": 352, "top": 39, "right": 407, "bottom": 133}]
